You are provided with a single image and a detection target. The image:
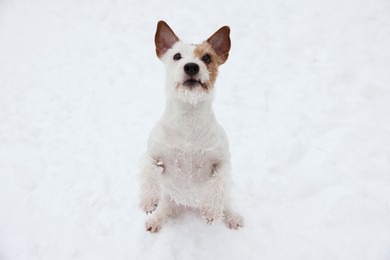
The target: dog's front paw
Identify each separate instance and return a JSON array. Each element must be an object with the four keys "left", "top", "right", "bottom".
[
  {"left": 154, "top": 159, "right": 165, "bottom": 174},
  {"left": 140, "top": 196, "right": 159, "bottom": 214},
  {"left": 224, "top": 213, "right": 244, "bottom": 229},
  {"left": 200, "top": 206, "right": 223, "bottom": 225},
  {"left": 145, "top": 218, "right": 163, "bottom": 233}
]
